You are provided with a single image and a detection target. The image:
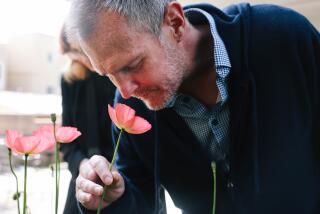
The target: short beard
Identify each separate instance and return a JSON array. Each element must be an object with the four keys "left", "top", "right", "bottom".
[
  {"left": 154, "top": 34, "right": 189, "bottom": 110},
  {"left": 135, "top": 33, "right": 190, "bottom": 111}
]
